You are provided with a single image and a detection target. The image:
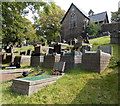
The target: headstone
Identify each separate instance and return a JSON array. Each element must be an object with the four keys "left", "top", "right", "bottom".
[
  {"left": 81, "top": 45, "right": 91, "bottom": 52},
  {"left": 35, "top": 46, "right": 42, "bottom": 54},
  {"left": 72, "top": 40, "right": 75, "bottom": 45},
  {"left": 74, "top": 43, "right": 82, "bottom": 51},
  {"left": 98, "top": 46, "right": 112, "bottom": 55},
  {"left": 60, "top": 55, "right": 82, "bottom": 71},
  {"left": 10, "top": 56, "right": 21, "bottom": 68},
  {"left": 30, "top": 56, "right": 44, "bottom": 67},
  {"left": 53, "top": 62, "right": 66, "bottom": 72},
  {"left": 42, "top": 55, "right": 60, "bottom": 68},
  {"left": 20, "top": 51, "right": 26, "bottom": 55},
  {"left": 26, "top": 49, "right": 32, "bottom": 55},
  {"left": 49, "top": 48, "right": 54, "bottom": 54},
  {"left": 13, "top": 56, "right": 21, "bottom": 66},
  {"left": 33, "top": 46, "right": 42, "bottom": 56},
  {"left": 54, "top": 44, "right": 61, "bottom": 54}
]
